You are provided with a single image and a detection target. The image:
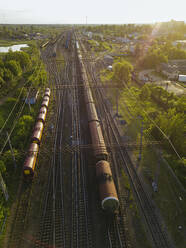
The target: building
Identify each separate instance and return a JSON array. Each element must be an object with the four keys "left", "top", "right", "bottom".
[
  {"left": 172, "top": 40, "right": 186, "bottom": 49},
  {"left": 158, "top": 60, "right": 186, "bottom": 80},
  {"left": 178, "top": 75, "right": 186, "bottom": 82}
]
